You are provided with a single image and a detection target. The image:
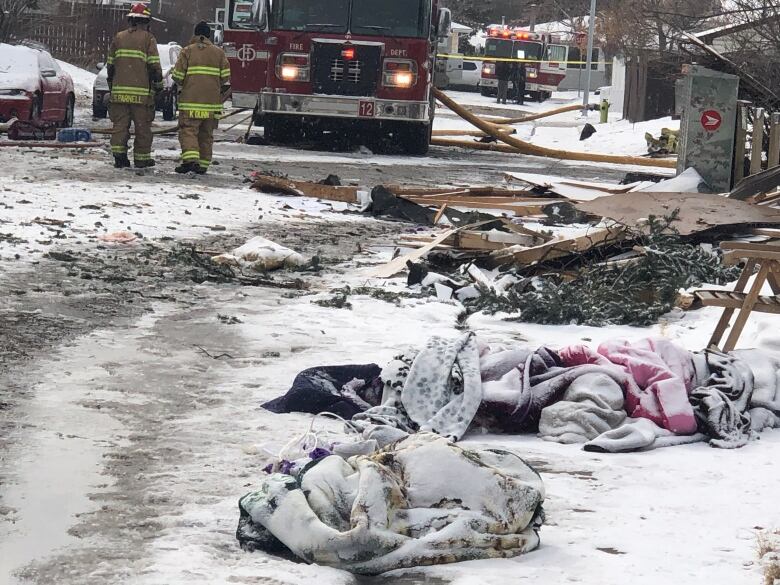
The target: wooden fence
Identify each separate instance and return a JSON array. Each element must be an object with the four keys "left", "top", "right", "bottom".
[
  {"left": 734, "top": 104, "right": 780, "bottom": 184},
  {"left": 13, "top": 2, "right": 193, "bottom": 68}
]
